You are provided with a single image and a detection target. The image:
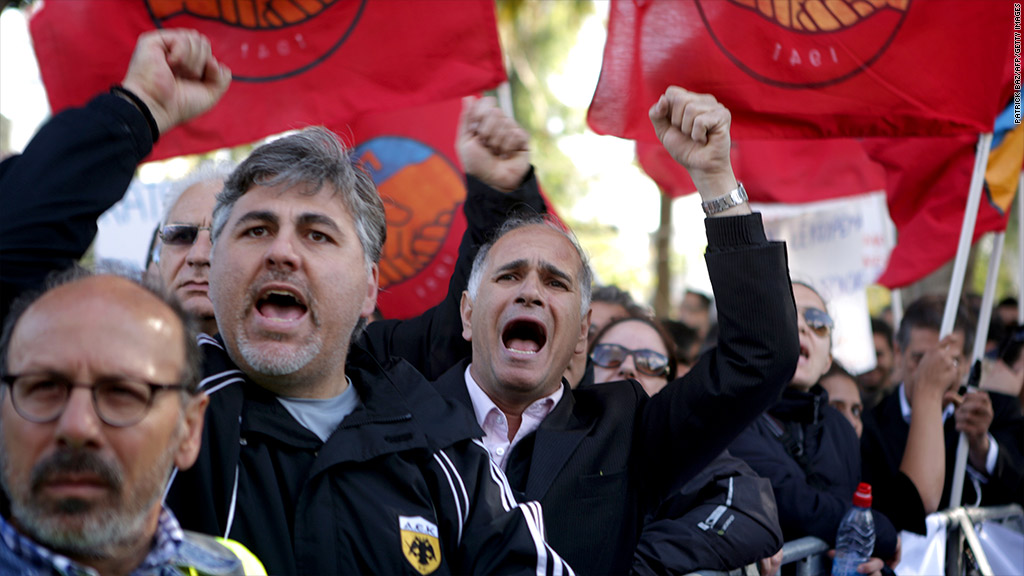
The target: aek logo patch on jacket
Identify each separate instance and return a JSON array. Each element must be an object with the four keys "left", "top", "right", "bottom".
[{"left": 399, "top": 516, "right": 441, "bottom": 575}]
